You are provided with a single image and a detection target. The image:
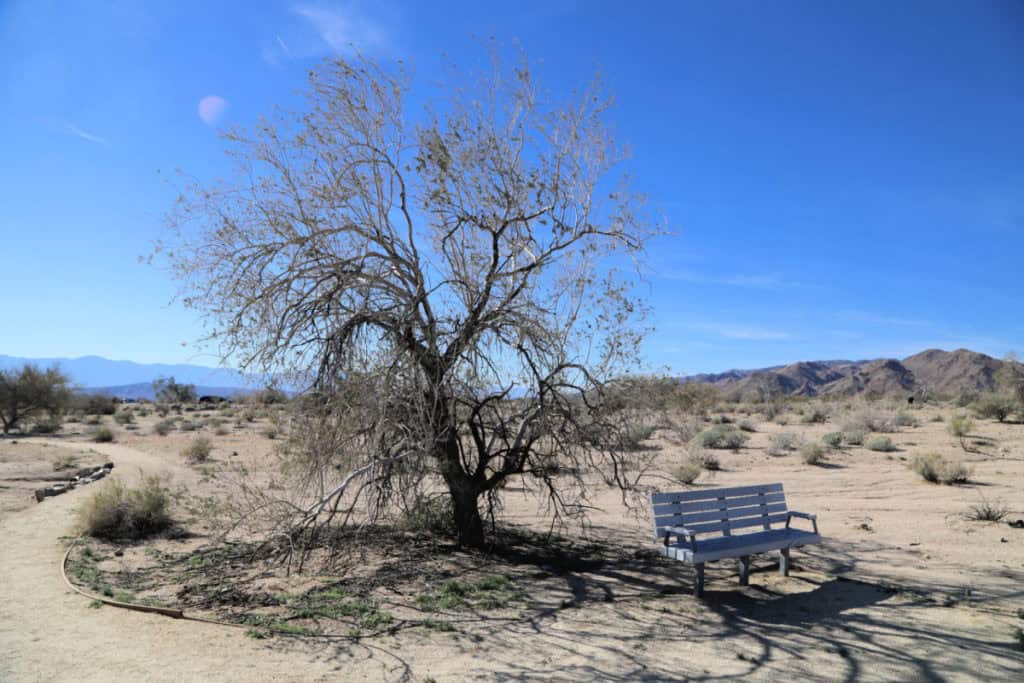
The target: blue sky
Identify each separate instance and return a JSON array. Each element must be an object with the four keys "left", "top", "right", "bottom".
[{"left": 1, "top": 1, "right": 1021, "bottom": 375}]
